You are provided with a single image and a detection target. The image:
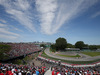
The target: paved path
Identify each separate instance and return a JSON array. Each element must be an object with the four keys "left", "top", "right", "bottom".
[
  {"left": 45, "top": 67, "right": 52, "bottom": 75},
  {"left": 45, "top": 48, "right": 100, "bottom": 61}
]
